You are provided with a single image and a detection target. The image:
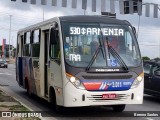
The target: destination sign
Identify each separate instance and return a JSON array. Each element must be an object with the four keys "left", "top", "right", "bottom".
[{"left": 70, "top": 27, "right": 124, "bottom": 36}]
